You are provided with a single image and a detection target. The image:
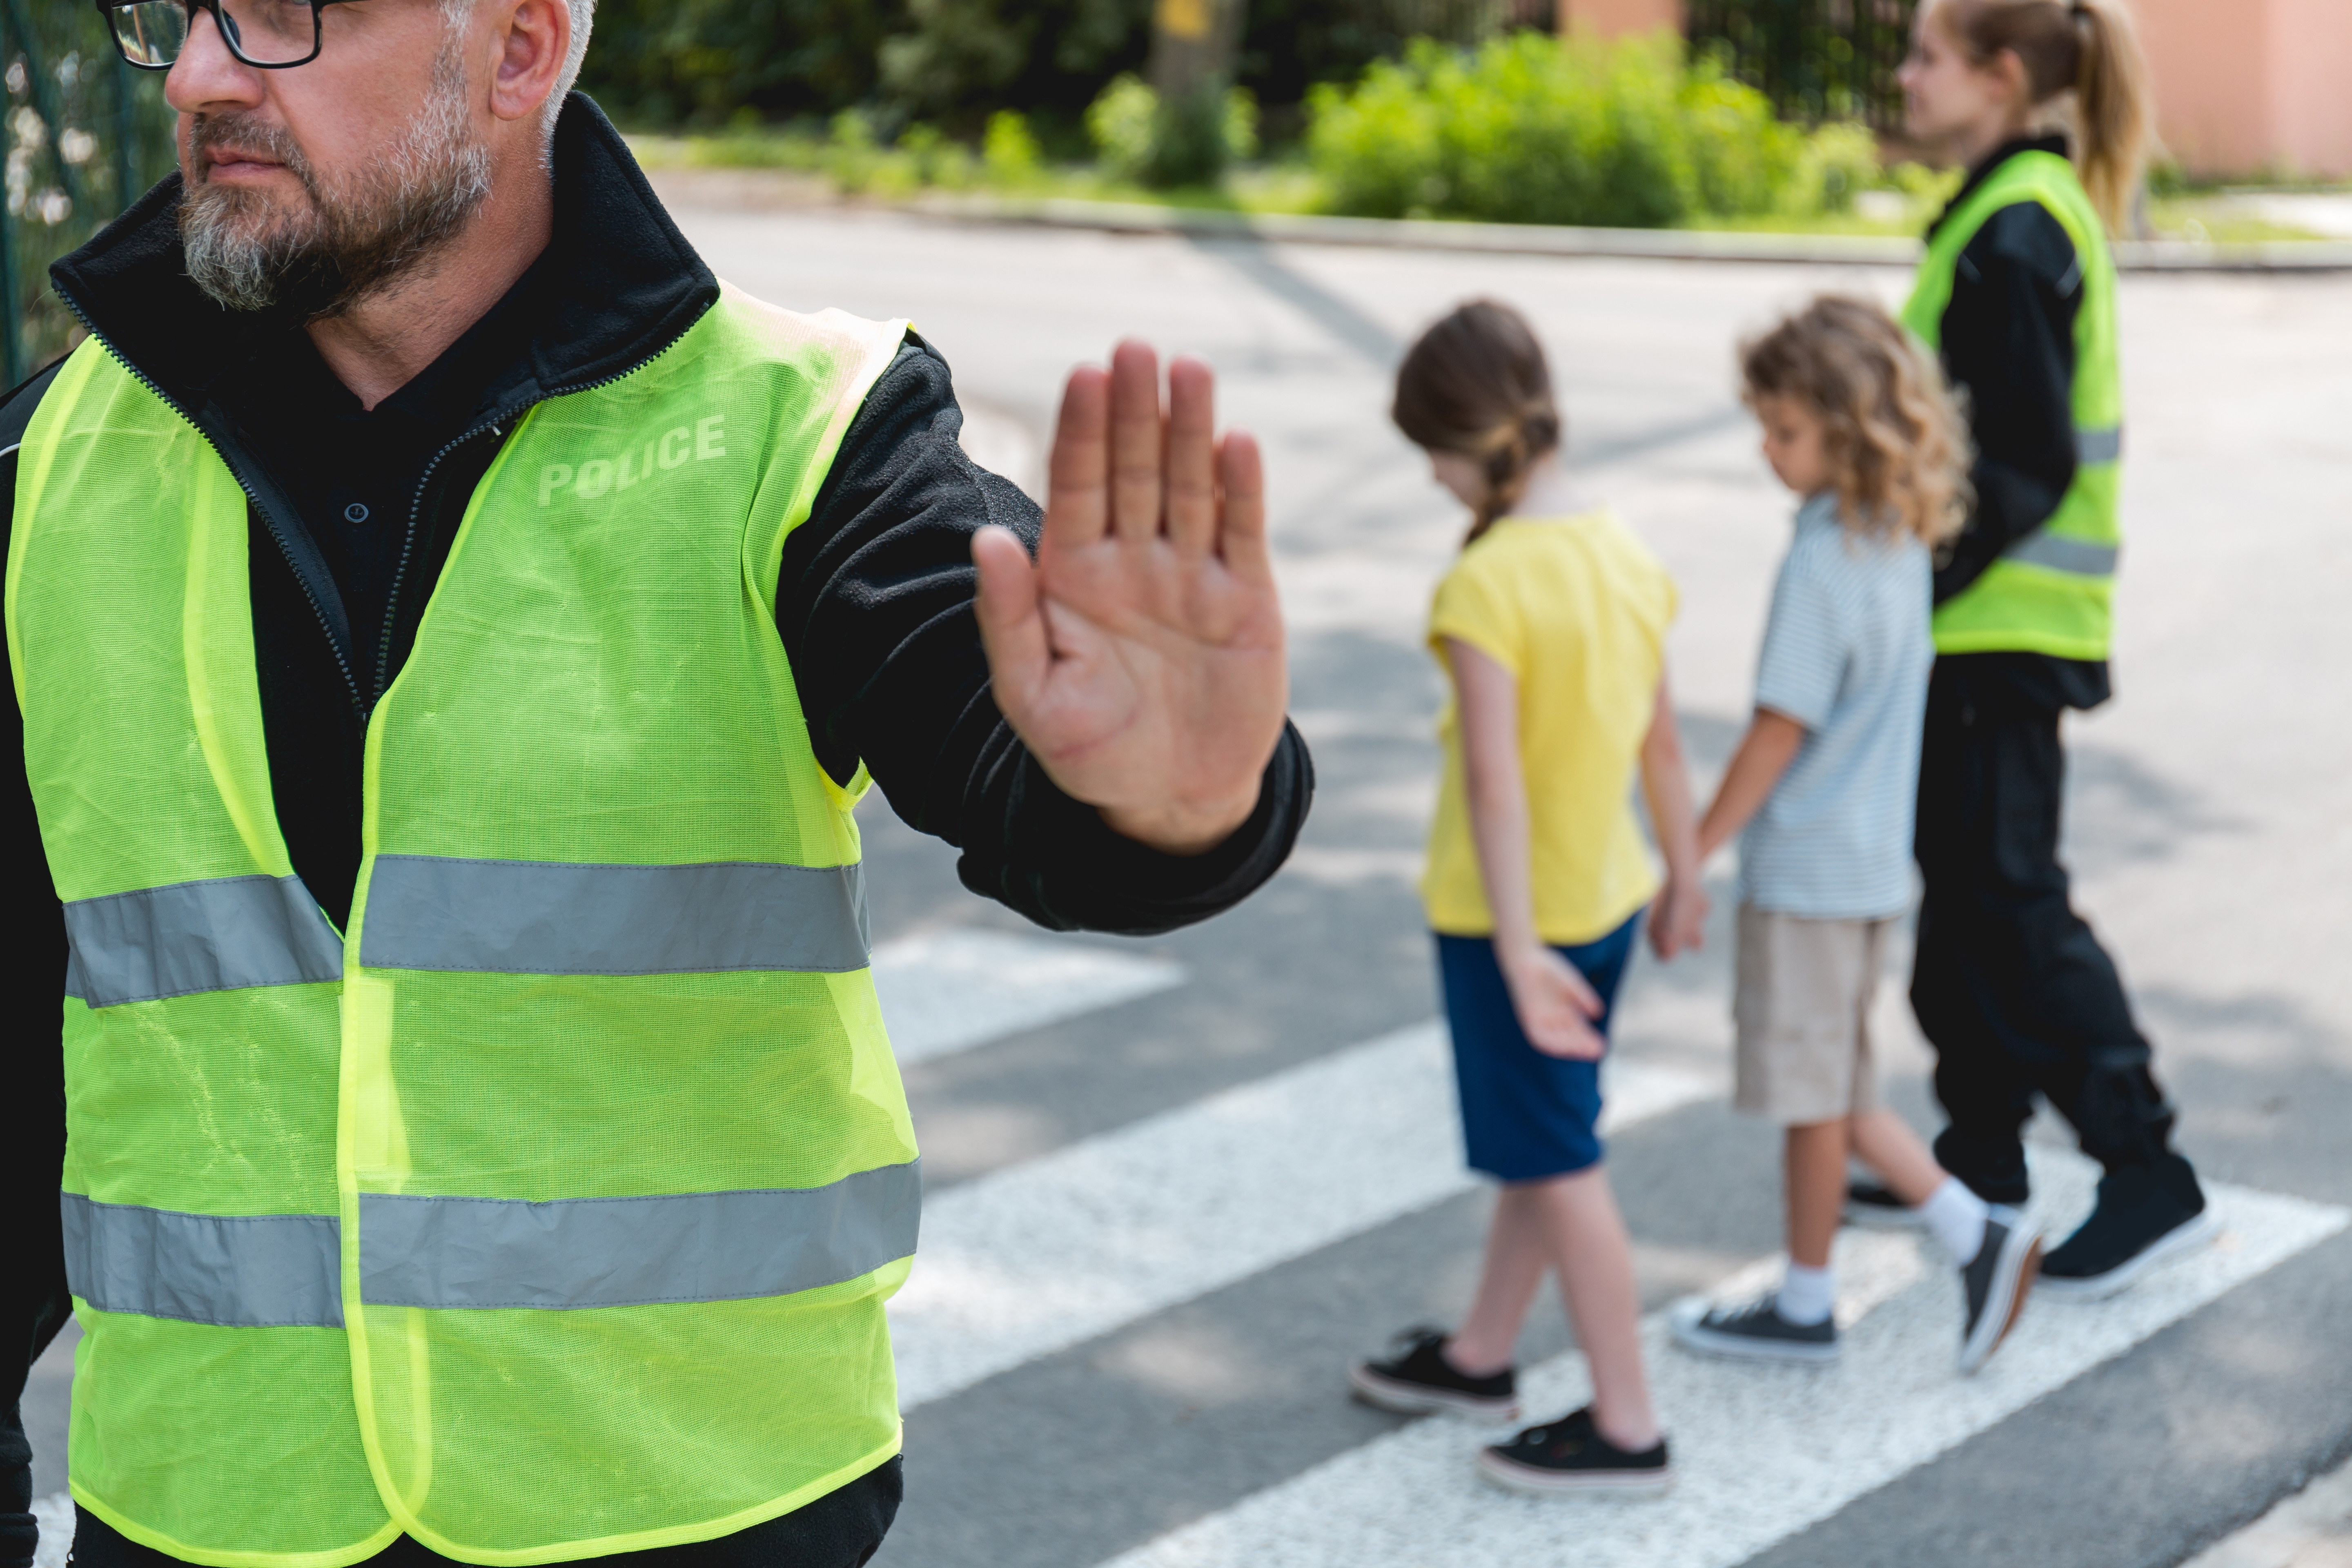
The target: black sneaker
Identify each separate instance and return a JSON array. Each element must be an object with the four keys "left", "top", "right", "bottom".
[
  {"left": 1478, "top": 1407, "right": 1672, "bottom": 1496},
  {"left": 2039, "top": 1156, "right": 2218, "bottom": 1301},
  {"left": 1347, "top": 1327, "right": 1519, "bottom": 1421},
  {"left": 1670, "top": 1292, "right": 1839, "bottom": 1365},
  {"left": 1957, "top": 1214, "right": 2043, "bottom": 1374},
  {"left": 1844, "top": 1180, "right": 1928, "bottom": 1231}
]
